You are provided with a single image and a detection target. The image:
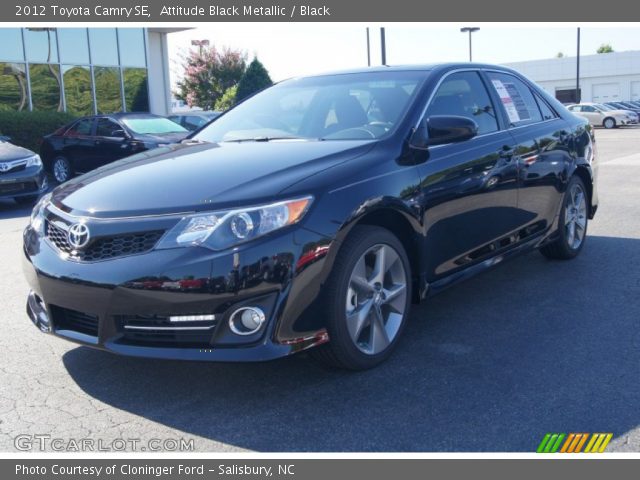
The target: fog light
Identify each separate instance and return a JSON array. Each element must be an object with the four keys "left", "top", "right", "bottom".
[{"left": 229, "top": 306, "right": 265, "bottom": 335}]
